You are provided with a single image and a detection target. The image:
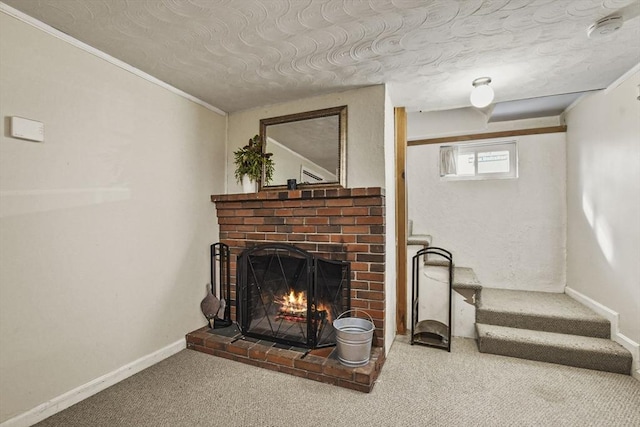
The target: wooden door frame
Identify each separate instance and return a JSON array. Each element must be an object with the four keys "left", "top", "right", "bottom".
[{"left": 394, "top": 107, "right": 408, "bottom": 335}]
